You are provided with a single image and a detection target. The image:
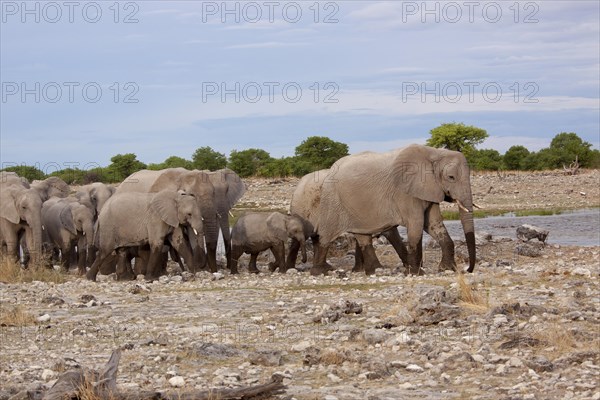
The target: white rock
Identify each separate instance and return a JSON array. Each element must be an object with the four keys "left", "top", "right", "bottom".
[
  {"left": 324, "top": 396, "right": 339, "bottom": 400},
  {"left": 399, "top": 382, "right": 415, "bottom": 389},
  {"left": 212, "top": 272, "right": 225, "bottom": 280},
  {"left": 168, "top": 376, "right": 185, "bottom": 387},
  {"left": 37, "top": 314, "right": 51, "bottom": 323},
  {"left": 291, "top": 341, "right": 312, "bottom": 352},
  {"left": 41, "top": 369, "right": 57, "bottom": 381},
  {"left": 573, "top": 267, "right": 591, "bottom": 277},
  {"left": 406, "top": 364, "right": 424, "bottom": 373},
  {"left": 327, "top": 373, "right": 342, "bottom": 383},
  {"left": 507, "top": 357, "right": 523, "bottom": 368}
]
